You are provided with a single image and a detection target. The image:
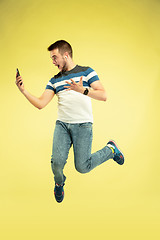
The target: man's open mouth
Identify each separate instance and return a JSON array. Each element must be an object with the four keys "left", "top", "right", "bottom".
[{"left": 54, "top": 64, "right": 60, "bottom": 69}]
